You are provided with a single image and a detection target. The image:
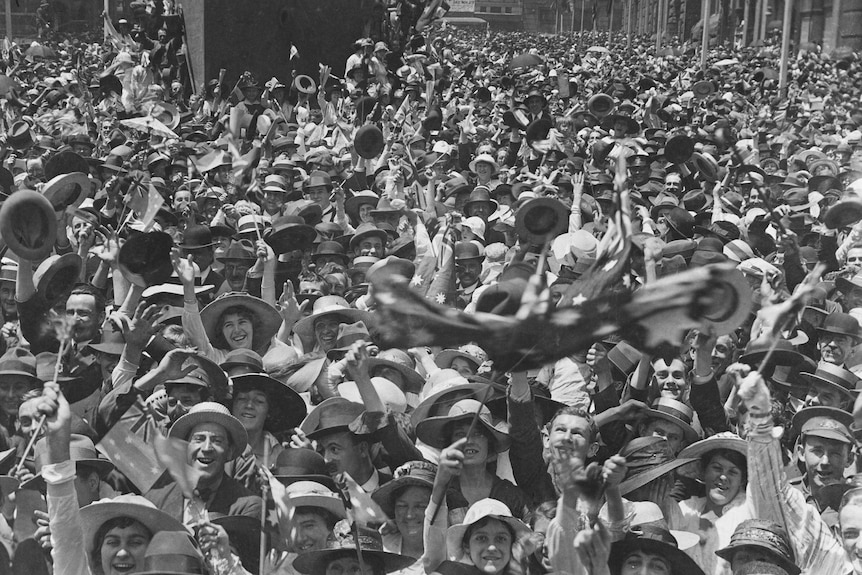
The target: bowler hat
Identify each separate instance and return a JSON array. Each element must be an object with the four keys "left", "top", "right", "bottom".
[
  {"left": 178, "top": 224, "right": 216, "bottom": 249},
  {"left": 265, "top": 215, "right": 317, "bottom": 254},
  {"left": 355, "top": 125, "right": 385, "bottom": 159},
  {"left": 118, "top": 231, "right": 174, "bottom": 287},
  {"left": 273, "top": 448, "right": 336, "bottom": 489},
  {"left": 816, "top": 312, "right": 861, "bottom": 340}
]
